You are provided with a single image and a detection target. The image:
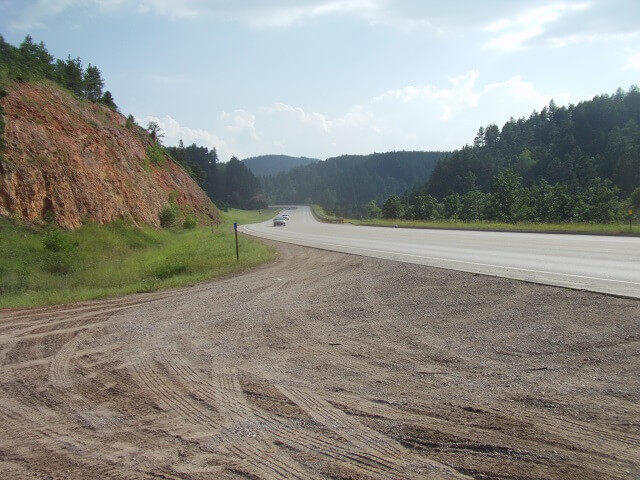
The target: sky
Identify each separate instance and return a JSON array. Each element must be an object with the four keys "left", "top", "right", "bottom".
[{"left": 1, "top": 0, "right": 639, "bottom": 162}]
